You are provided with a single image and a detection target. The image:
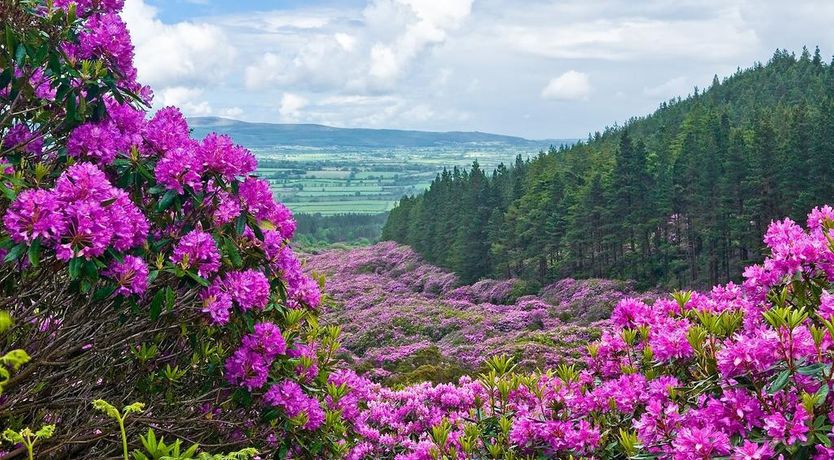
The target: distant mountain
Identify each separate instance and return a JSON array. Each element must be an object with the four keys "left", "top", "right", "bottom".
[{"left": 188, "top": 117, "right": 572, "bottom": 149}]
